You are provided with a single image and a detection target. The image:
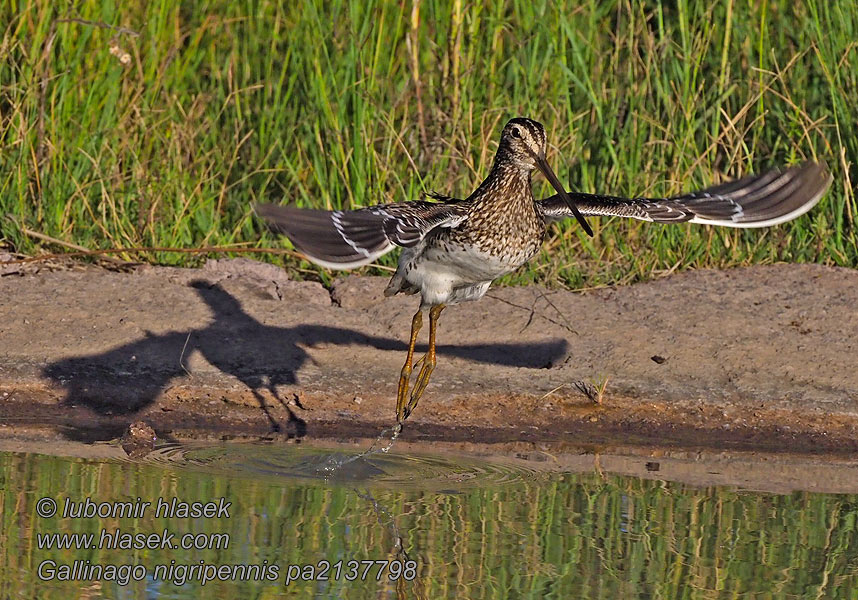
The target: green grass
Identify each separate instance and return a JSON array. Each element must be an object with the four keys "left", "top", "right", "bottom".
[{"left": 0, "top": 0, "right": 855, "bottom": 288}]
